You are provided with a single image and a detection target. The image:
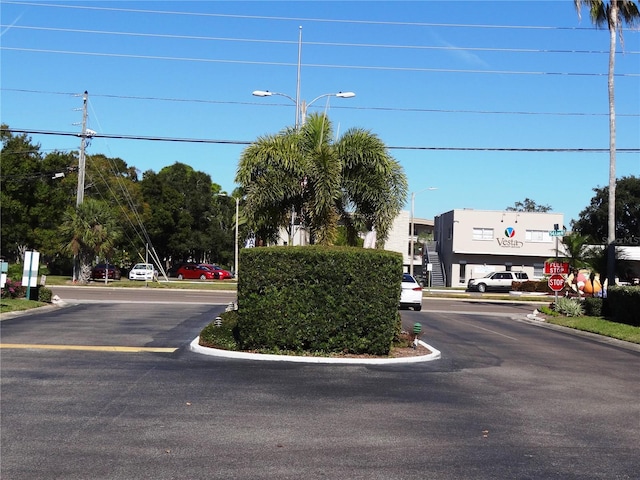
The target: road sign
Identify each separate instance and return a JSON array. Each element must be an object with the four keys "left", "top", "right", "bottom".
[
  {"left": 549, "top": 230, "right": 565, "bottom": 237},
  {"left": 548, "top": 274, "right": 565, "bottom": 292},
  {"left": 544, "top": 261, "right": 570, "bottom": 275}
]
